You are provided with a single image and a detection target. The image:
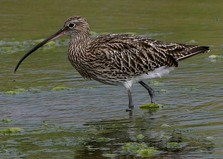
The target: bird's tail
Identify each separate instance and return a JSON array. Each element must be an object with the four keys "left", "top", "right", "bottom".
[{"left": 176, "top": 46, "right": 210, "bottom": 61}]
